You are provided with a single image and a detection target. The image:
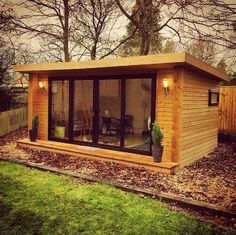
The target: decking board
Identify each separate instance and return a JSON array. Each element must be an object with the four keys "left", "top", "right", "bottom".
[{"left": 17, "top": 138, "right": 179, "bottom": 174}]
